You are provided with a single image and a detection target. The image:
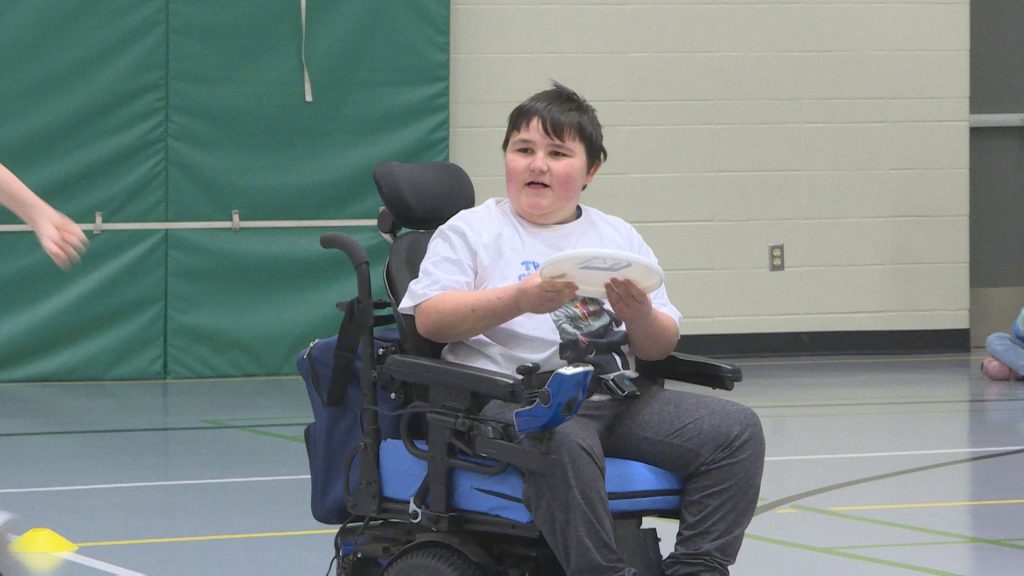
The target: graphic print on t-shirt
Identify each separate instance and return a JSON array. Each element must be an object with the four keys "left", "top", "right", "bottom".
[
  {"left": 551, "top": 297, "right": 631, "bottom": 375},
  {"left": 518, "top": 260, "right": 540, "bottom": 281}
]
